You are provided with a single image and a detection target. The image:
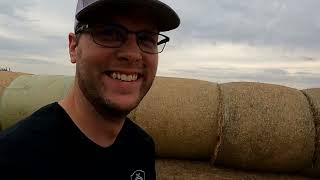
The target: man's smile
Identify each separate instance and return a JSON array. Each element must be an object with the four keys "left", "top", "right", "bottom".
[{"left": 104, "top": 71, "right": 143, "bottom": 82}]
